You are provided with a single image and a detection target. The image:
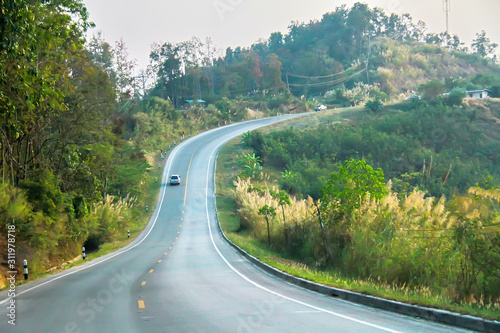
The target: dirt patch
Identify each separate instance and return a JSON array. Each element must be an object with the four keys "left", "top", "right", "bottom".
[
  {"left": 45, "top": 254, "right": 81, "bottom": 273},
  {"left": 245, "top": 108, "right": 265, "bottom": 119}
]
